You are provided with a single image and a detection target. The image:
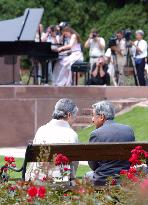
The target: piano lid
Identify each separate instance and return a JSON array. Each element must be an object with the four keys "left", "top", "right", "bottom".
[{"left": 0, "top": 8, "right": 44, "bottom": 42}]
